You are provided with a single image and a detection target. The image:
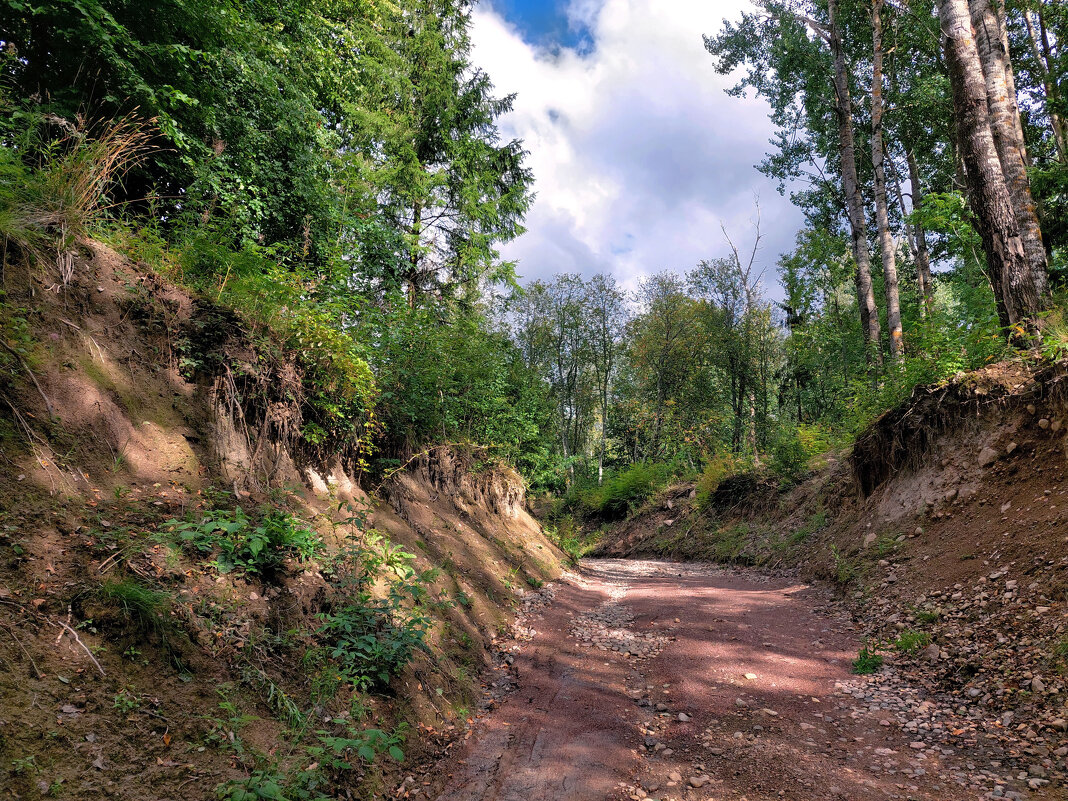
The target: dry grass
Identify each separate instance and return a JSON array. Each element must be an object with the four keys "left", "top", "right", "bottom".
[{"left": 1, "top": 114, "right": 156, "bottom": 280}]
